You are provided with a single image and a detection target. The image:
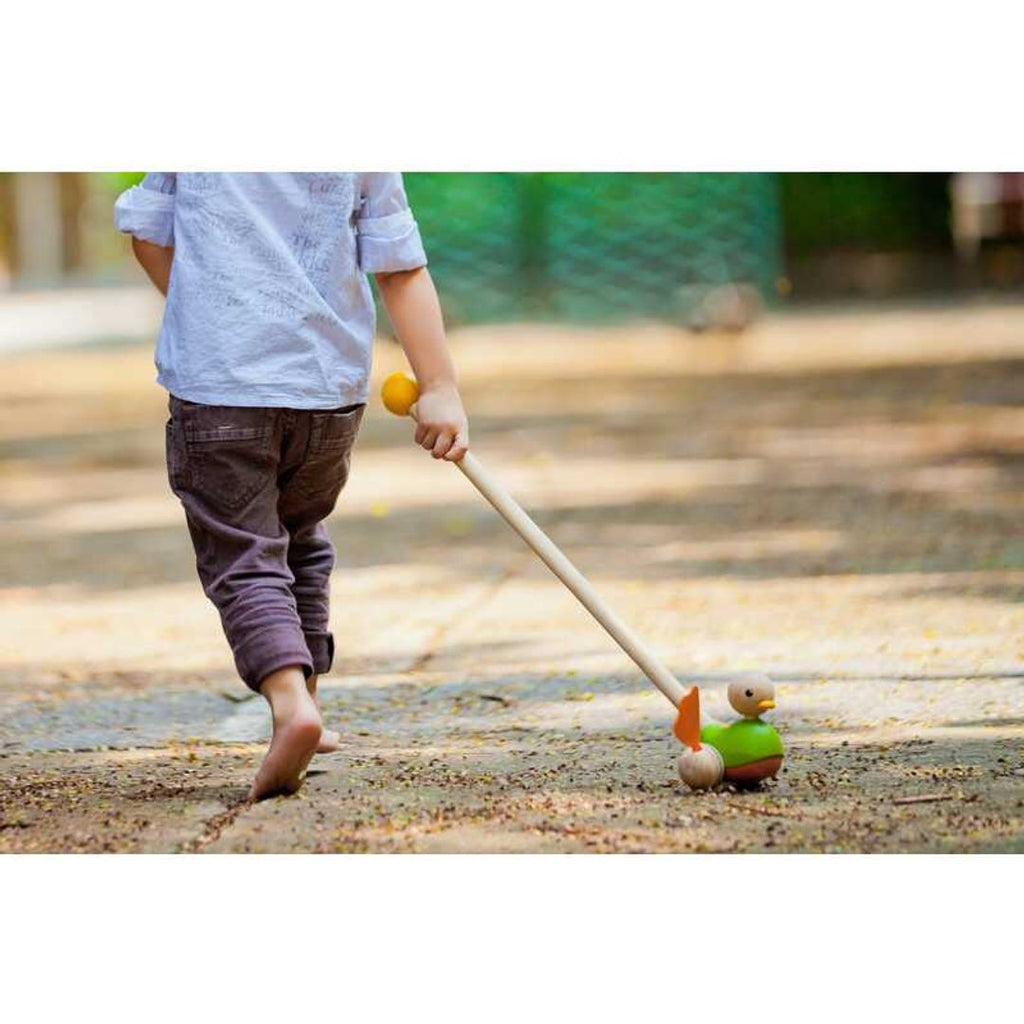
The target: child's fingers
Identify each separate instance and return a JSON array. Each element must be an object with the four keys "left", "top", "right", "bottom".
[
  {"left": 431, "top": 430, "right": 454, "bottom": 459},
  {"left": 414, "top": 422, "right": 429, "bottom": 445},
  {"left": 420, "top": 427, "right": 440, "bottom": 452},
  {"left": 443, "top": 431, "right": 469, "bottom": 462}
]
